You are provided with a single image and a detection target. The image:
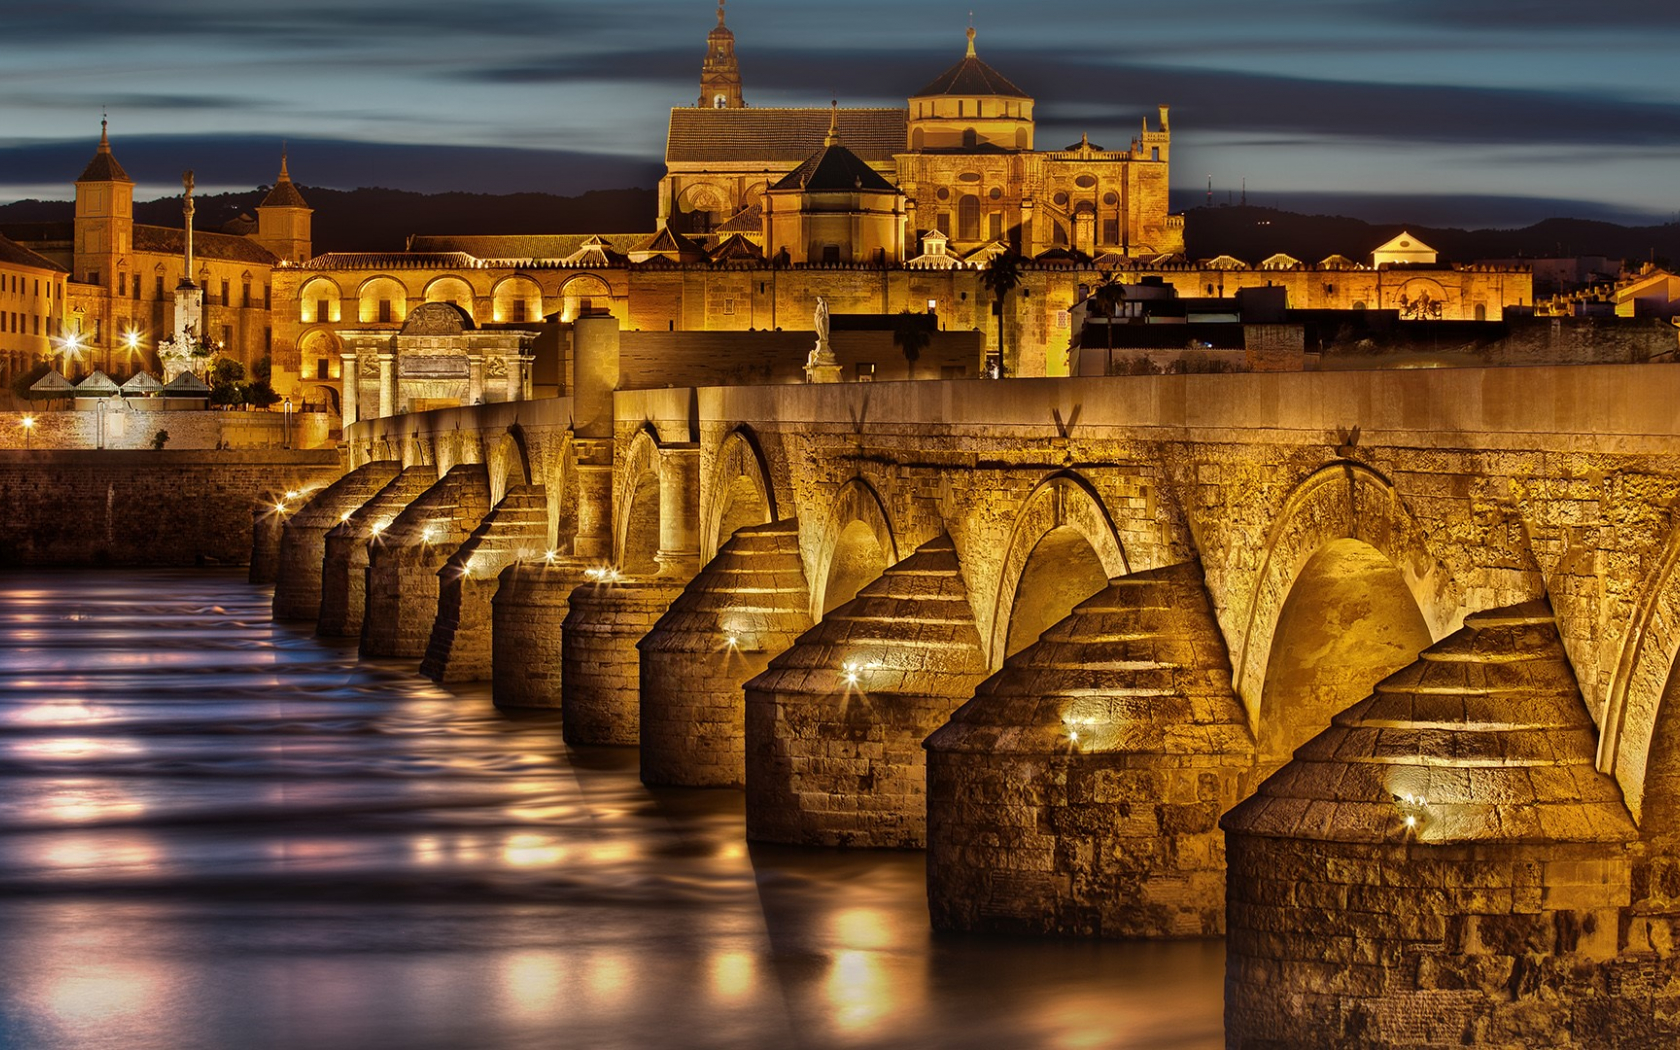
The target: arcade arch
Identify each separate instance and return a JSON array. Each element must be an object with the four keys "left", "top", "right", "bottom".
[
  {"left": 560, "top": 274, "right": 612, "bottom": 323},
  {"left": 357, "top": 276, "right": 408, "bottom": 325},
  {"left": 492, "top": 275, "right": 544, "bottom": 324},
  {"left": 424, "top": 276, "right": 476, "bottom": 320},
  {"left": 299, "top": 277, "right": 342, "bottom": 324}
]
